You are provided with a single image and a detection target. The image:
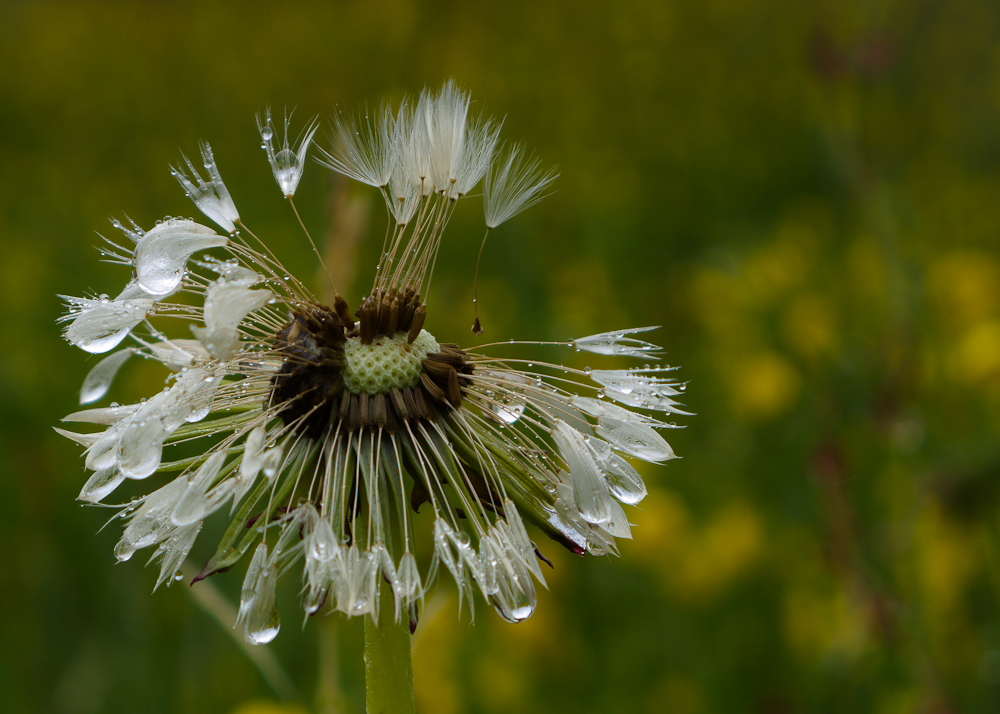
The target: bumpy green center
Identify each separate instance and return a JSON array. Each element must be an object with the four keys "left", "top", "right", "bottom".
[{"left": 342, "top": 329, "right": 440, "bottom": 394}]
